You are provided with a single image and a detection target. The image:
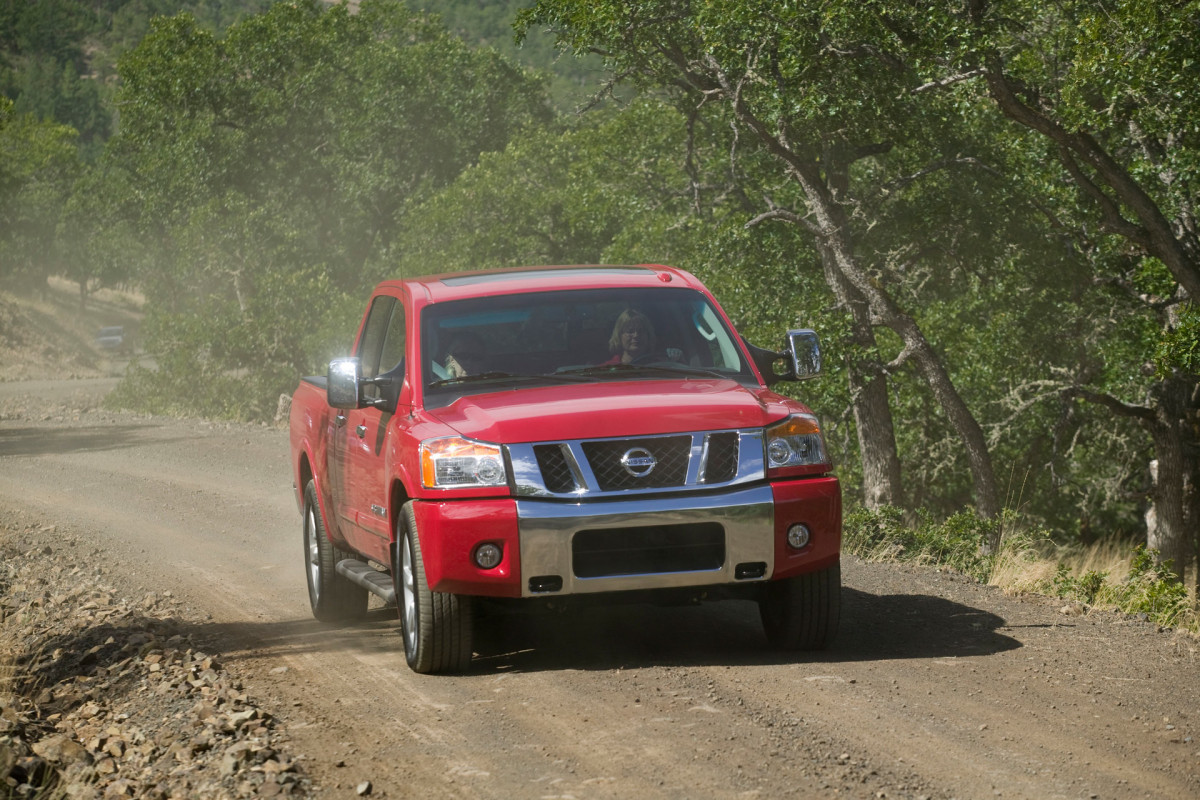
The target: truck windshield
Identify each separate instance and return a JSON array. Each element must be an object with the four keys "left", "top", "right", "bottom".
[{"left": 421, "top": 287, "right": 754, "bottom": 401}]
